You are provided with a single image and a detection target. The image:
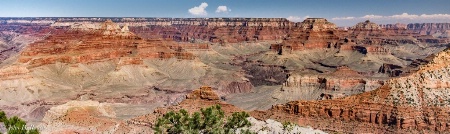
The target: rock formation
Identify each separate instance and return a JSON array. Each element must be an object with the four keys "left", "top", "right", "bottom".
[
  {"left": 254, "top": 48, "right": 450, "bottom": 133},
  {"left": 352, "top": 20, "right": 381, "bottom": 30},
  {"left": 280, "top": 18, "right": 340, "bottom": 51},
  {"left": 408, "top": 23, "right": 450, "bottom": 36},
  {"left": 40, "top": 101, "right": 128, "bottom": 133}
]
